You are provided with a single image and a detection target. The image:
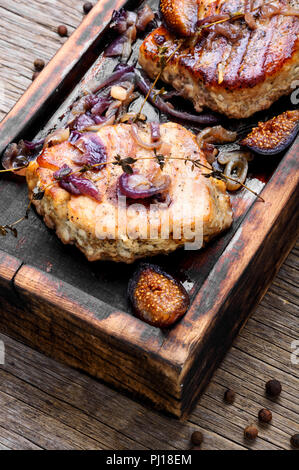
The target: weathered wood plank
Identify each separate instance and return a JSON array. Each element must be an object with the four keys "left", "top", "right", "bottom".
[{"left": 0, "top": 424, "right": 41, "bottom": 450}]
